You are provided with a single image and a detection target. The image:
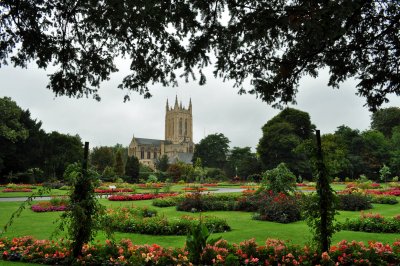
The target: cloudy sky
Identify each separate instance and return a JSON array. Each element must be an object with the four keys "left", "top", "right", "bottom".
[{"left": 1, "top": 58, "right": 399, "bottom": 151}]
